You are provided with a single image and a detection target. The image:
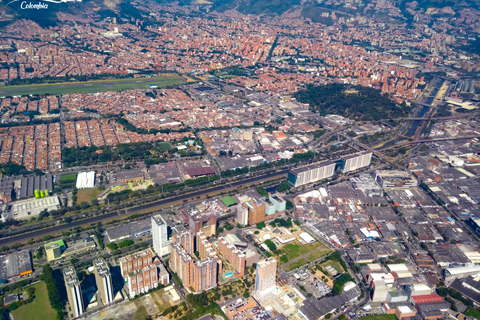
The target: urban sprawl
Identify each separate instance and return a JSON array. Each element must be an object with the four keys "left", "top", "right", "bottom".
[{"left": 0, "top": 1, "right": 479, "bottom": 320}]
